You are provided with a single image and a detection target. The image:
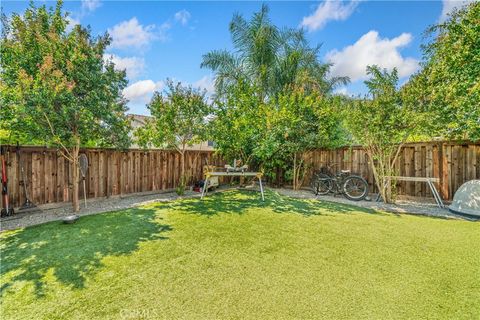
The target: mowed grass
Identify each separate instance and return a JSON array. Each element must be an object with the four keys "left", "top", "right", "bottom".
[{"left": 1, "top": 190, "right": 479, "bottom": 320}]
